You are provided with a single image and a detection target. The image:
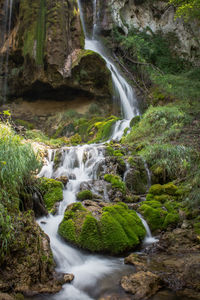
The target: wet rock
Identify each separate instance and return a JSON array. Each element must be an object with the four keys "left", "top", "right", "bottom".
[
  {"left": 121, "top": 271, "right": 161, "bottom": 300},
  {"left": 124, "top": 253, "right": 147, "bottom": 272},
  {"left": 58, "top": 202, "right": 146, "bottom": 255},
  {"left": 0, "top": 213, "right": 62, "bottom": 295},
  {"left": 55, "top": 175, "right": 69, "bottom": 185},
  {"left": 63, "top": 273, "right": 74, "bottom": 283}
]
